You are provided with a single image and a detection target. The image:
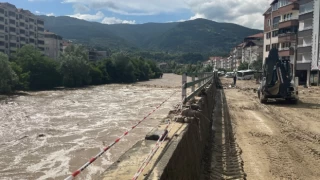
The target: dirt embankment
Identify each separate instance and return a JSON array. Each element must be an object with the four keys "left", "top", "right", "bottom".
[{"left": 212, "top": 77, "right": 320, "bottom": 180}]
